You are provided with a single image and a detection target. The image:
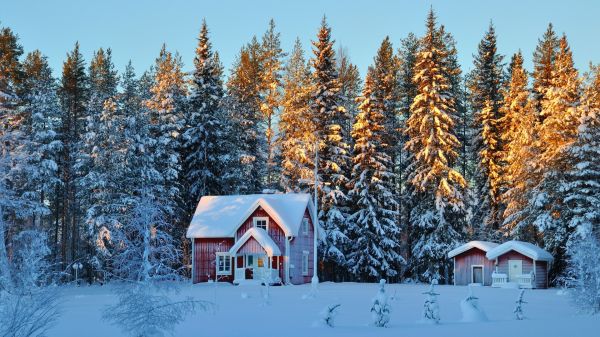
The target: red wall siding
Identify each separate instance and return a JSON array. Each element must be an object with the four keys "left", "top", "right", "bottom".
[
  {"left": 235, "top": 207, "right": 286, "bottom": 255},
  {"left": 289, "top": 209, "right": 314, "bottom": 284},
  {"left": 453, "top": 248, "right": 496, "bottom": 286},
  {"left": 494, "top": 250, "right": 548, "bottom": 288},
  {"left": 193, "top": 238, "right": 234, "bottom": 283}
]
